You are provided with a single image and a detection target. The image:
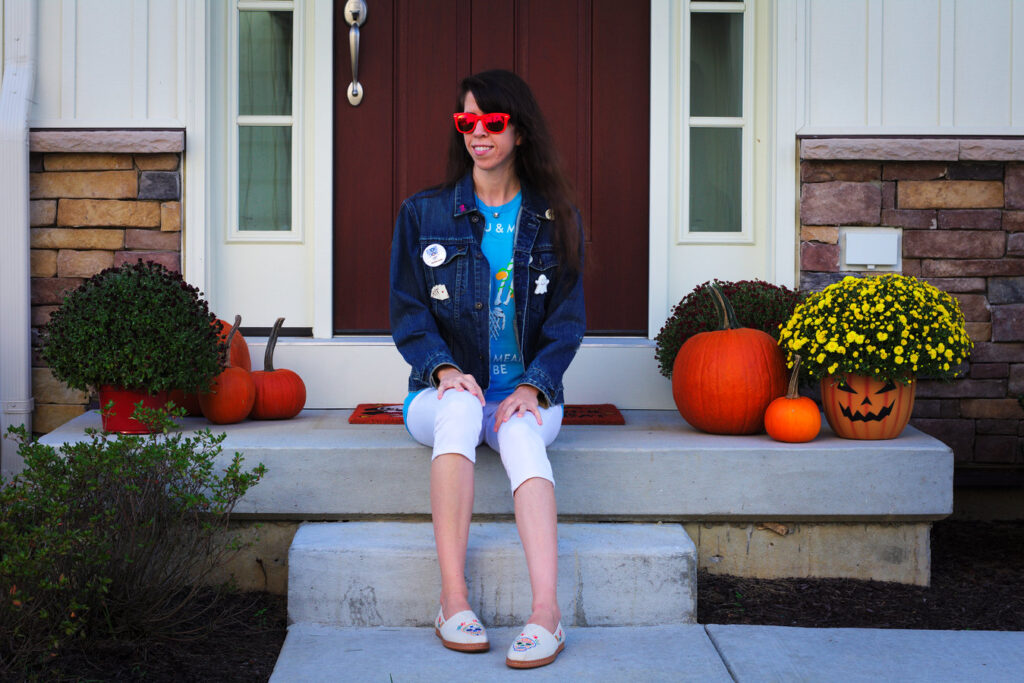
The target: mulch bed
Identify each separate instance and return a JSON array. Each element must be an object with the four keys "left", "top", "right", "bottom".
[{"left": 27, "top": 520, "right": 1024, "bottom": 681}]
